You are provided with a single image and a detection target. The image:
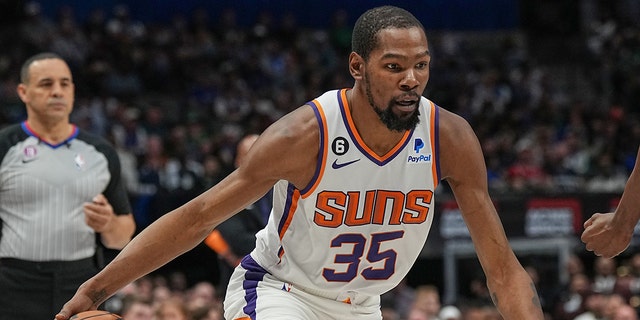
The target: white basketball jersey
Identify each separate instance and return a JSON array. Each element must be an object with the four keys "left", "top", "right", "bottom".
[{"left": 252, "top": 89, "right": 440, "bottom": 297}]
